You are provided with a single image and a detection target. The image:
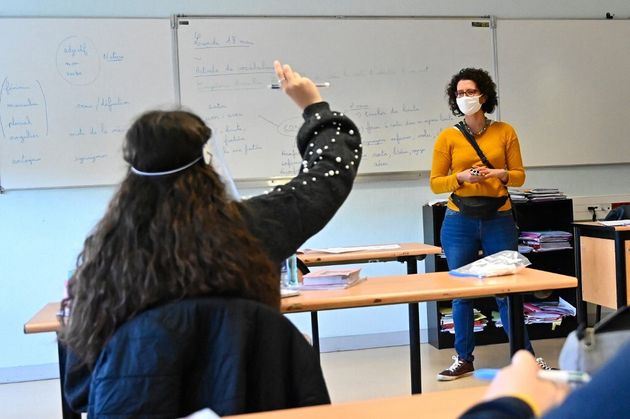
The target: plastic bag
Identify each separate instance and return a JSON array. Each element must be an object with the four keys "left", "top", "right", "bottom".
[{"left": 449, "top": 250, "right": 531, "bottom": 278}]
